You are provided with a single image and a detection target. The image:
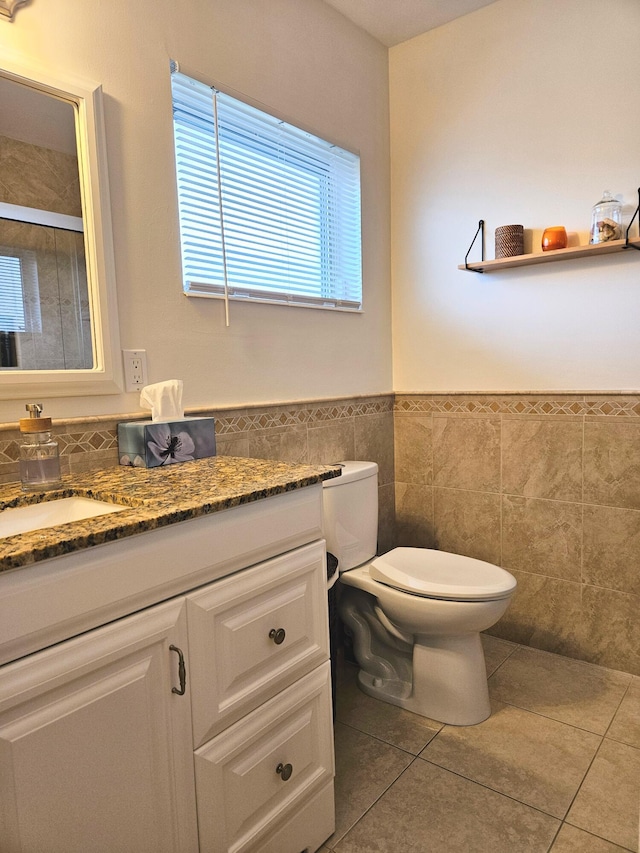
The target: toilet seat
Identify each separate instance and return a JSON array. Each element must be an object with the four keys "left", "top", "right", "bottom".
[{"left": 369, "top": 547, "right": 516, "bottom": 602}]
